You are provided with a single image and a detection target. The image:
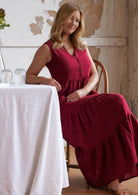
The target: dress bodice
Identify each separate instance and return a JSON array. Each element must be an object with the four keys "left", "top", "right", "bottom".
[{"left": 45, "top": 40, "right": 92, "bottom": 103}]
